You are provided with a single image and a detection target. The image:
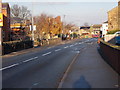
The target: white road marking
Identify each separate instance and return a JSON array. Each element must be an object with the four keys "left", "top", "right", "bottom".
[
  {"left": 75, "top": 43, "right": 78, "bottom": 45},
  {"left": 0, "top": 57, "right": 39, "bottom": 71},
  {"left": 114, "top": 84, "right": 119, "bottom": 87},
  {"left": 70, "top": 45, "right": 74, "bottom": 47},
  {"left": 64, "top": 46, "right": 68, "bottom": 48},
  {"left": 55, "top": 49, "right": 61, "bottom": 52},
  {"left": 33, "top": 83, "right": 39, "bottom": 86},
  {"left": 23, "top": 57, "right": 38, "bottom": 63},
  {"left": 42, "top": 52, "right": 51, "bottom": 56},
  {"left": 0, "top": 63, "right": 19, "bottom": 71}
]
